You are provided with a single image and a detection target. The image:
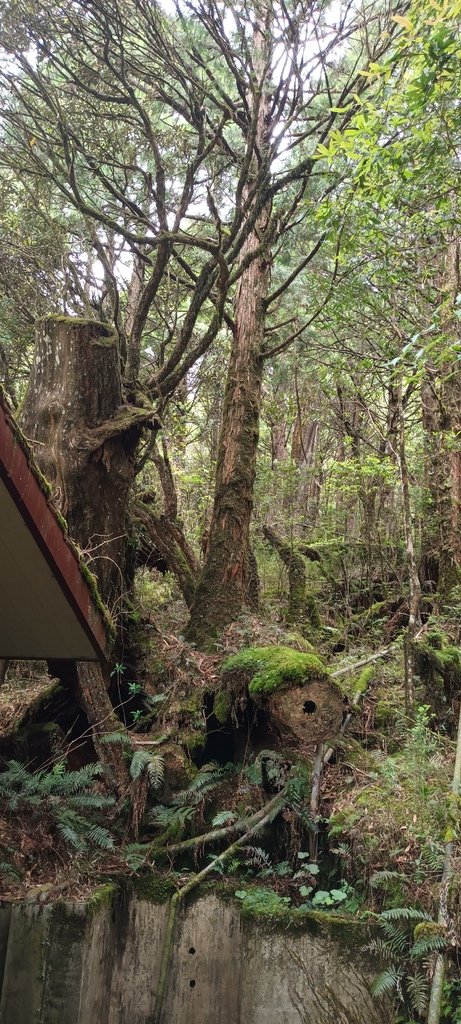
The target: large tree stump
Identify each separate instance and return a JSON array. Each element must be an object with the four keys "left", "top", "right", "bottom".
[{"left": 19, "top": 315, "right": 154, "bottom": 613}]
